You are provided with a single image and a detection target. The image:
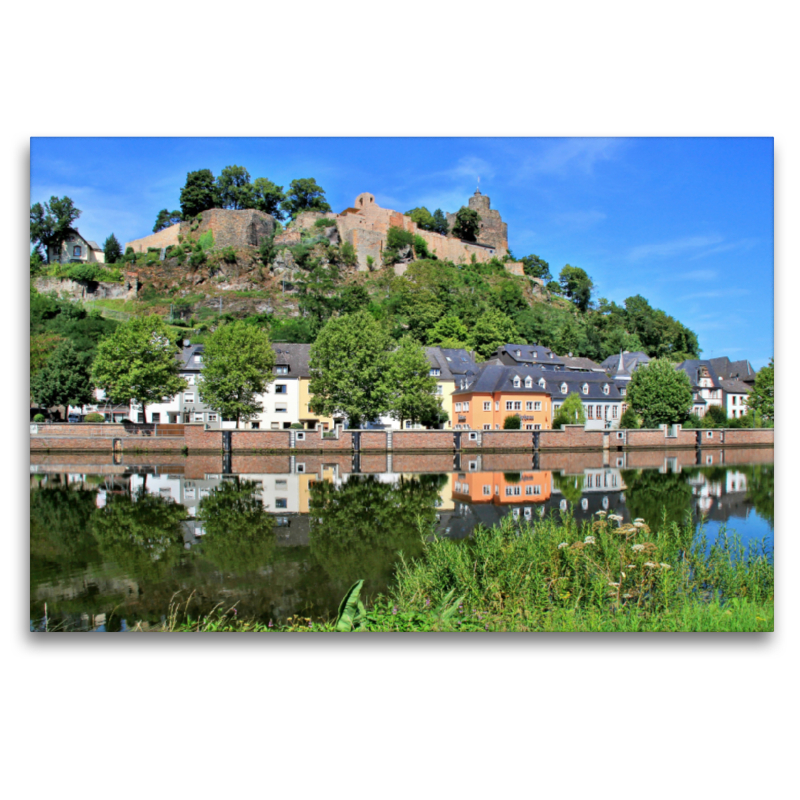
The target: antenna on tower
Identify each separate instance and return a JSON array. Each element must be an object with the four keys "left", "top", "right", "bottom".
[{"left": 477, "top": 176, "right": 481, "bottom": 193}]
